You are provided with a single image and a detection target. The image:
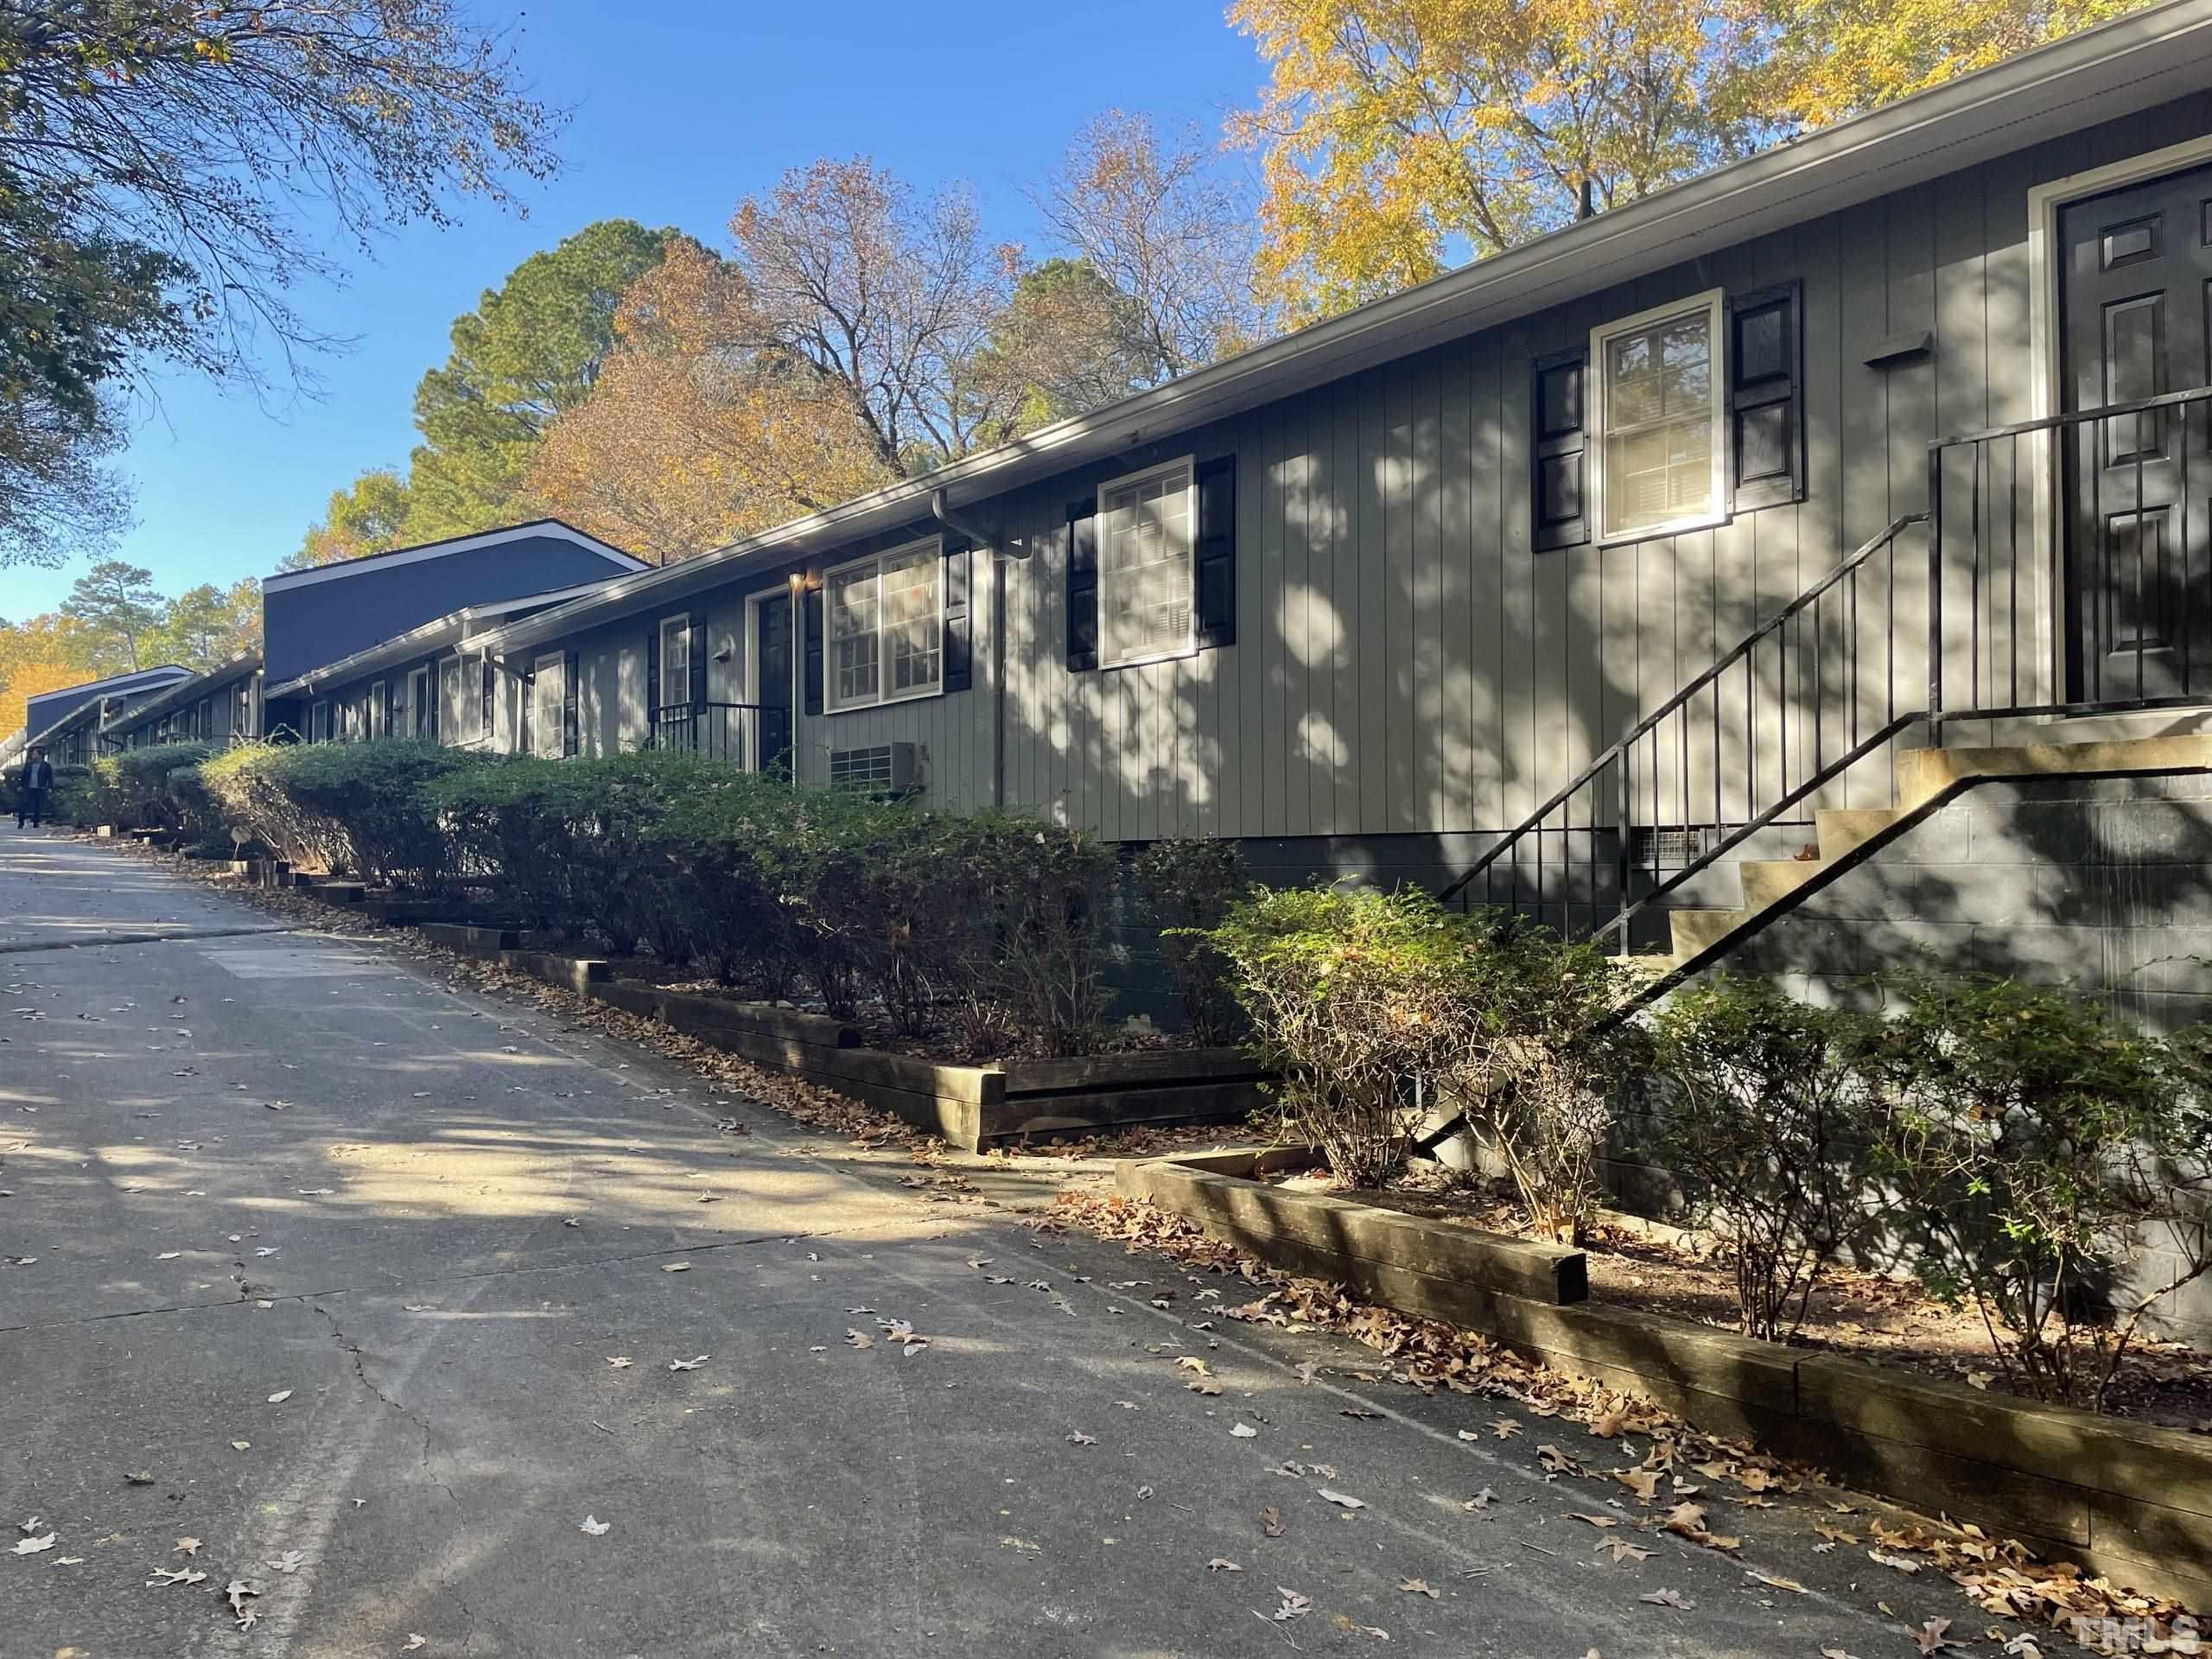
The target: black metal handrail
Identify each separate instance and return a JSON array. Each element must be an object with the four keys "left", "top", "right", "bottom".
[
  {"left": 650, "top": 701, "right": 790, "bottom": 774},
  {"left": 1929, "top": 383, "right": 2212, "bottom": 742},
  {"left": 1440, "top": 512, "right": 1926, "bottom": 948}
]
